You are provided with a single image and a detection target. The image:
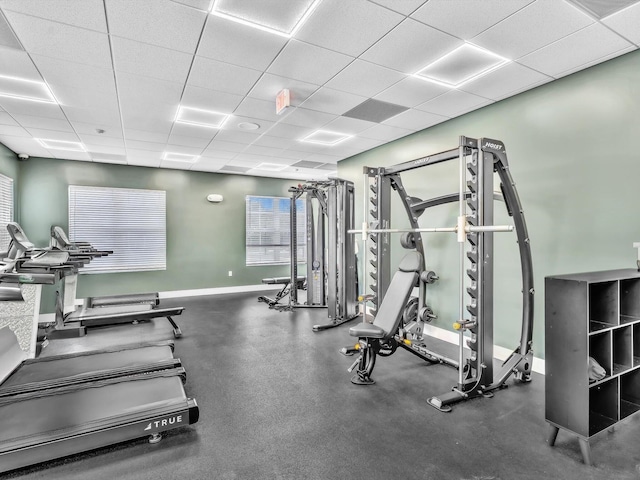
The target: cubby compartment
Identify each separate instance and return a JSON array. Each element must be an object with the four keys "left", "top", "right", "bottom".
[
  {"left": 589, "top": 377, "right": 618, "bottom": 435},
  {"left": 634, "top": 324, "right": 640, "bottom": 367},
  {"left": 613, "top": 326, "right": 632, "bottom": 375},
  {"left": 620, "top": 369, "right": 640, "bottom": 419},
  {"left": 589, "top": 331, "right": 612, "bottom": 379},
  {"left": 589, "top": 281, "right": 619, "bottom": 332},
  {"left": 620, "top": 278, "right": 640, "bottom": 324}
]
